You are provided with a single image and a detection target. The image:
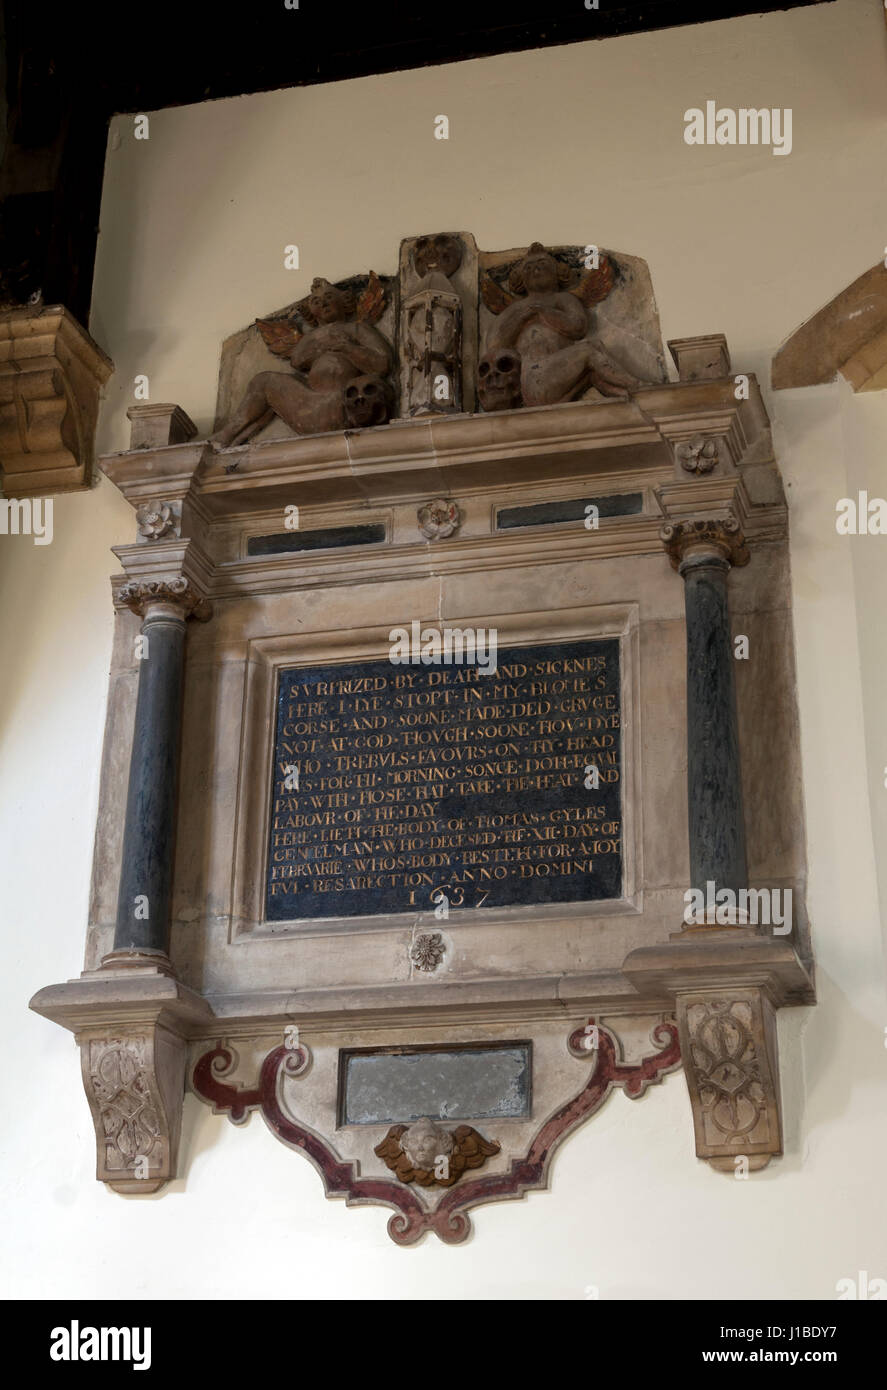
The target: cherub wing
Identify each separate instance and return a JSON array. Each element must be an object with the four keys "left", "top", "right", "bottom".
[
  {"left": 480, "top": 270, "right": 516, "bottom": 315},
  {"left": 570, "top": 255, "right": 616, "bottom": 308},
  {"left": 255, "top": 316, "right": 303, "bottom": 357},
  {"left": 356, "top": 270, "right": 386, "bottom": 324}
]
